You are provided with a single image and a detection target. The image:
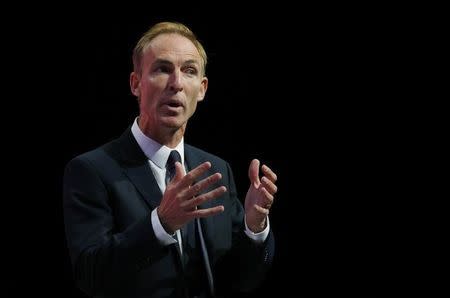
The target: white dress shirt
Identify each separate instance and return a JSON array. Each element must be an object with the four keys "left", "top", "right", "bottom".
[{"left": 131, "top": 118, "right": 269, "bottom": 251}]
